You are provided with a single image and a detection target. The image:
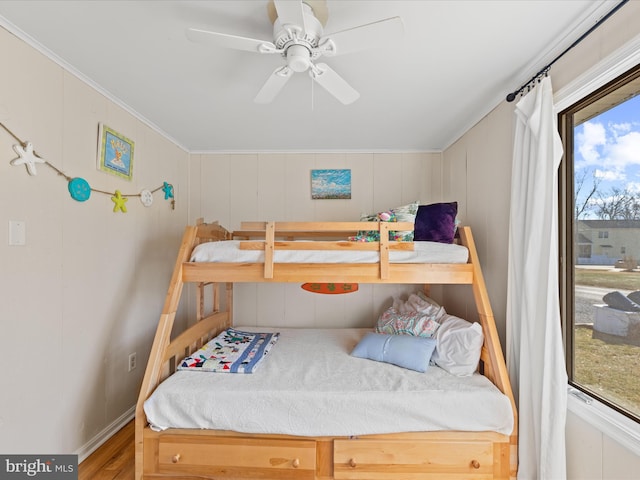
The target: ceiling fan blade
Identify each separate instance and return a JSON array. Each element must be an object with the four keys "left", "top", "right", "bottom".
[
  {"left": 186, "top": 27, "right": 276, "bottom": 54},
  {"left": 311, "top": 63, "right": 360, "bottom": 105},
  {"left": 254, "top": 66, "right": 294, "bottom": 104},
  {"left": 273, "top": 0, "right": 308, "bottom": 31},
  {"left": 319, "top": 16, "right": 404, "bottom": 56}
]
